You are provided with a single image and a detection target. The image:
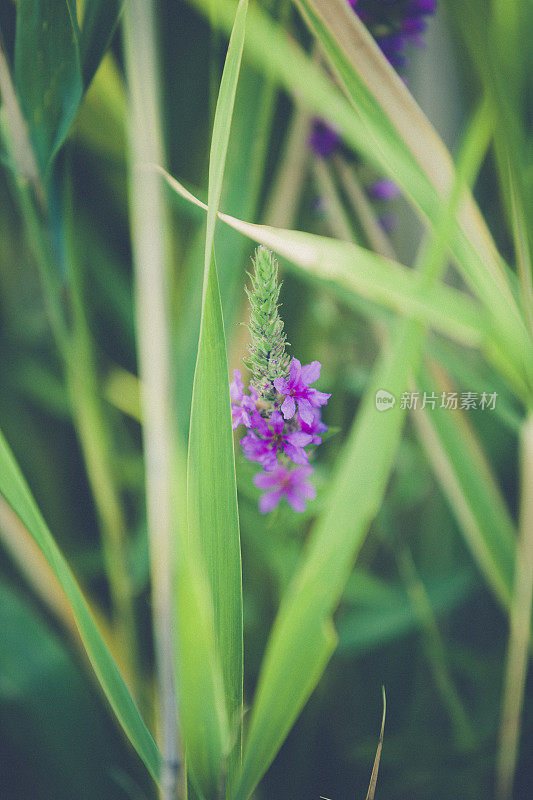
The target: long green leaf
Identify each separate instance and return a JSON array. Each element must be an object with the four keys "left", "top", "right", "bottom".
[
  {"left": 0, "top": 428, "right": 161, "bottom": 782},
  {"left": 15, "top": 0, "right": 83, "bottom": 174},
  {"left": 183, "top": 0, "right": 247, "bottom": 796}
]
